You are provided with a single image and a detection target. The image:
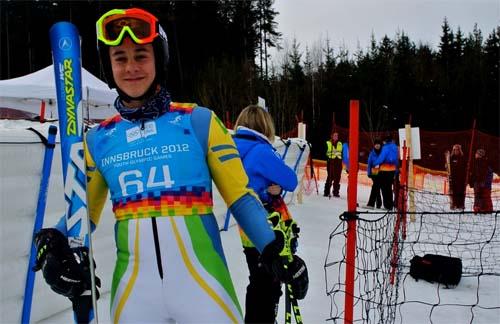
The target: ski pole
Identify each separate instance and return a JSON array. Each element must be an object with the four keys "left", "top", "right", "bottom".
[
  {"left": 22, "top": 125, "right": 58, "bottom": 324},
  {"left": 222, "top": 209, "right": 231, "bottom": 231}
]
